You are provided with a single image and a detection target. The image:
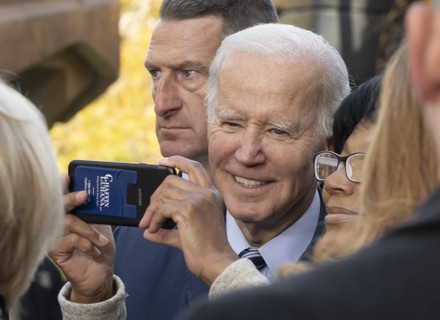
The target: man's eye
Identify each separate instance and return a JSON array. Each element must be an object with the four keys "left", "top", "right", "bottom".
[
  {"left": 182, "top": 70, "right": 196, "bottom": 79},
  {"left": 148, "top": 70, "right": 160, "bottom": 80},
  {"left": 270, "top": 128, "right": 288, "bottom": 136},
  {"left": 223, "top": 122, "right": 240, "bottom": 129}
]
